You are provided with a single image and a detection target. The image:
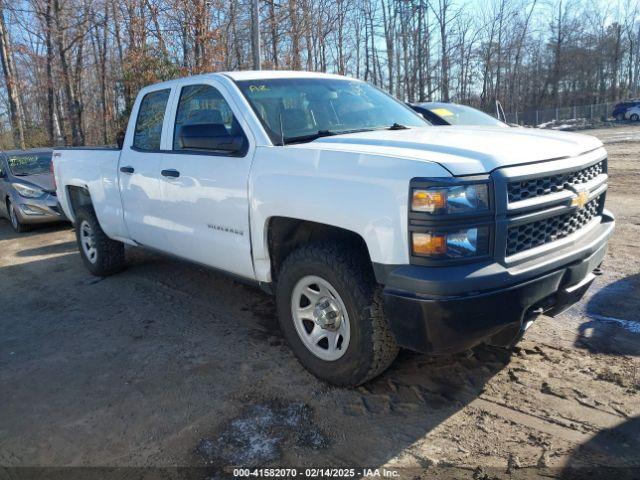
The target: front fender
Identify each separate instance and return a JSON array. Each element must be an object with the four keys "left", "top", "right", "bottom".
[{"left": 249, "top": 146, "right": 452, "bottom": 282}]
